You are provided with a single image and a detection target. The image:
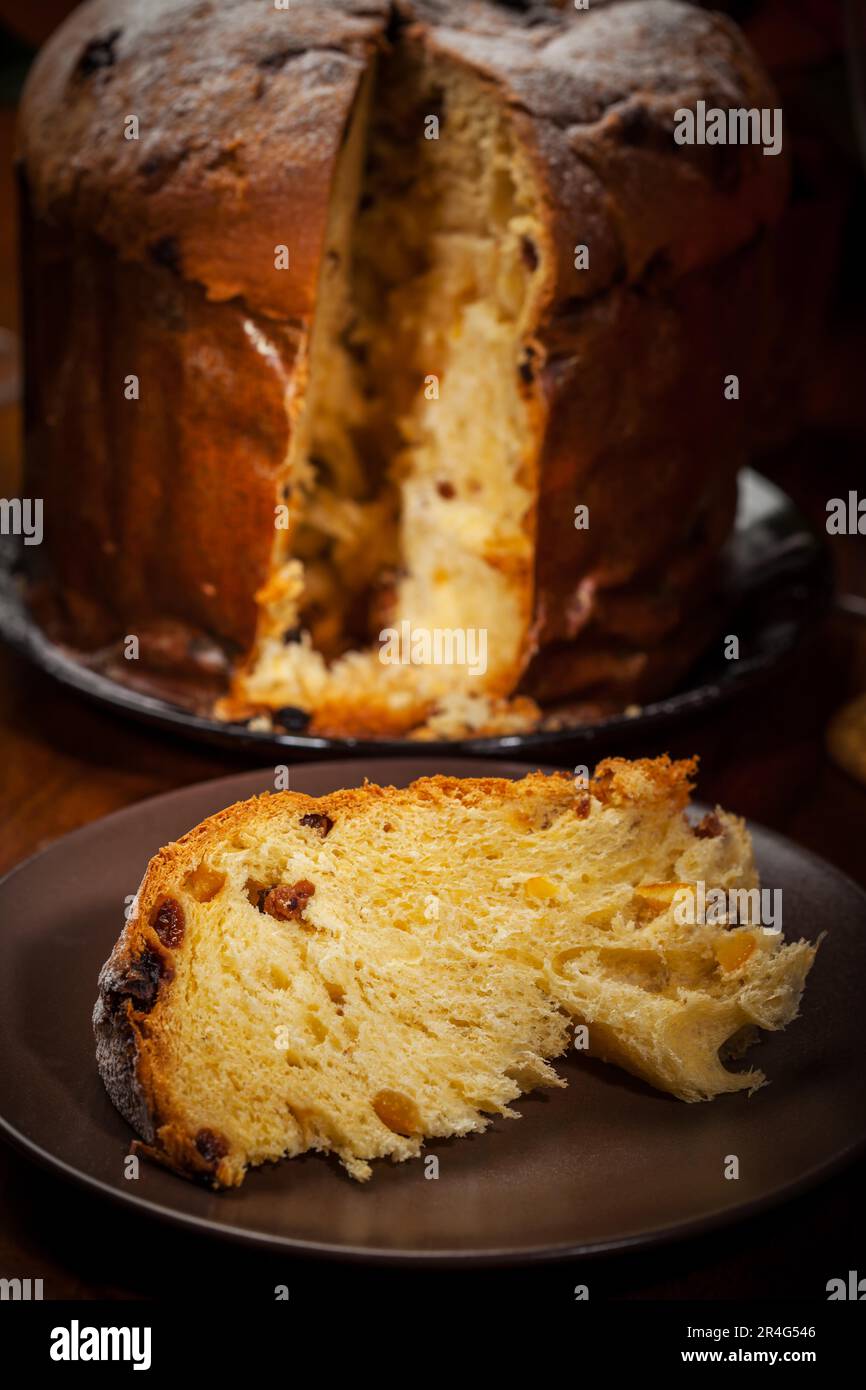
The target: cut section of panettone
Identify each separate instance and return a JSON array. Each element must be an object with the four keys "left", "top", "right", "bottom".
[
  {"left": 94, "top": 758, "right": 816, "bottom": 1186},
  {"left": 222, "top": 34, "right": 549, "bottom": 732}
]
